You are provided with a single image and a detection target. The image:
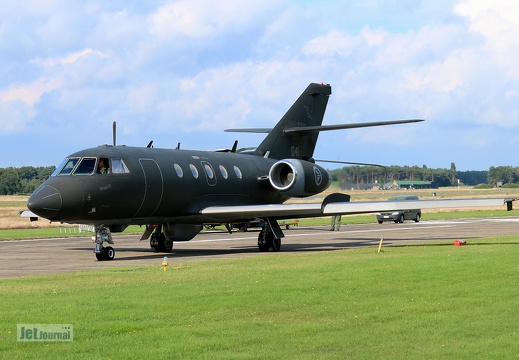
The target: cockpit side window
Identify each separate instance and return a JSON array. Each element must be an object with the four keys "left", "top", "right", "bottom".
[
  {"left": 111, "top": 158, "right": 130, "bottom": 174},
  {"left": 74, "top": 157, "right": 97, "bottom": 175},
  {"left": 97, "top": 157, "right": 110, "bottom": 174},
  {"left": 56, "top": 158, "right": 80, "bottom": 176}
]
